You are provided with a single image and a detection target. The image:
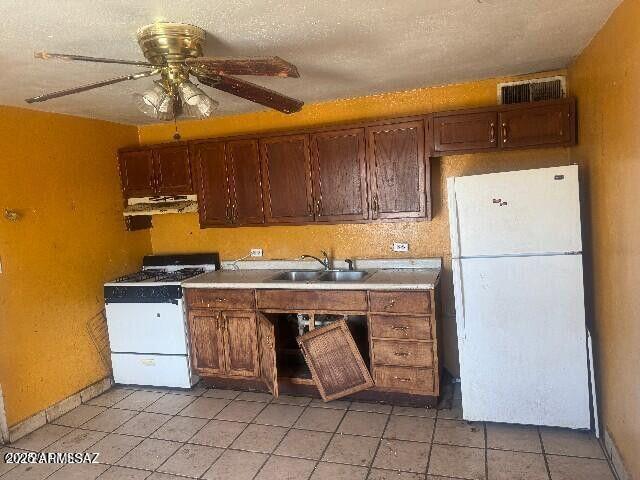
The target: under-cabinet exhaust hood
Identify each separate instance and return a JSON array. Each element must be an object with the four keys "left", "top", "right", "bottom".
[{"left": 123, "top": 195, "right": 198, "bottom": 216}]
